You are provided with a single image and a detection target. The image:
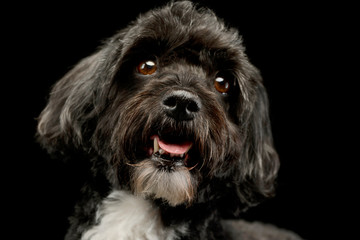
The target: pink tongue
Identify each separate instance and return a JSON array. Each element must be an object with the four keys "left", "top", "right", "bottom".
[{"left": 157, "top": 137, "right": 192, "bottom": 155}]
